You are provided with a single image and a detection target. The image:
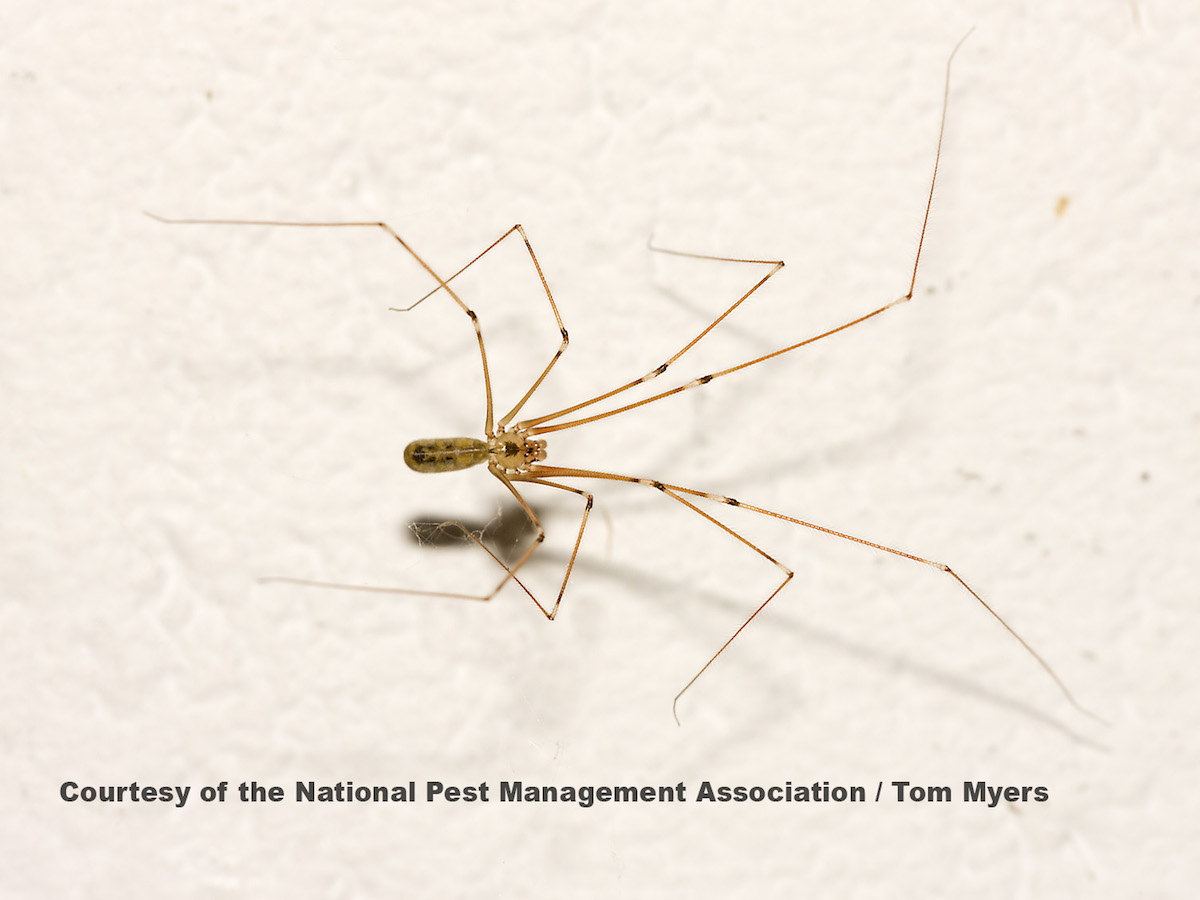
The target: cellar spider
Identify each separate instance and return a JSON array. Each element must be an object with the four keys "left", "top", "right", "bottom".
[{"left": 149, "top": 33, "right": 1089, "bottom": 723}]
